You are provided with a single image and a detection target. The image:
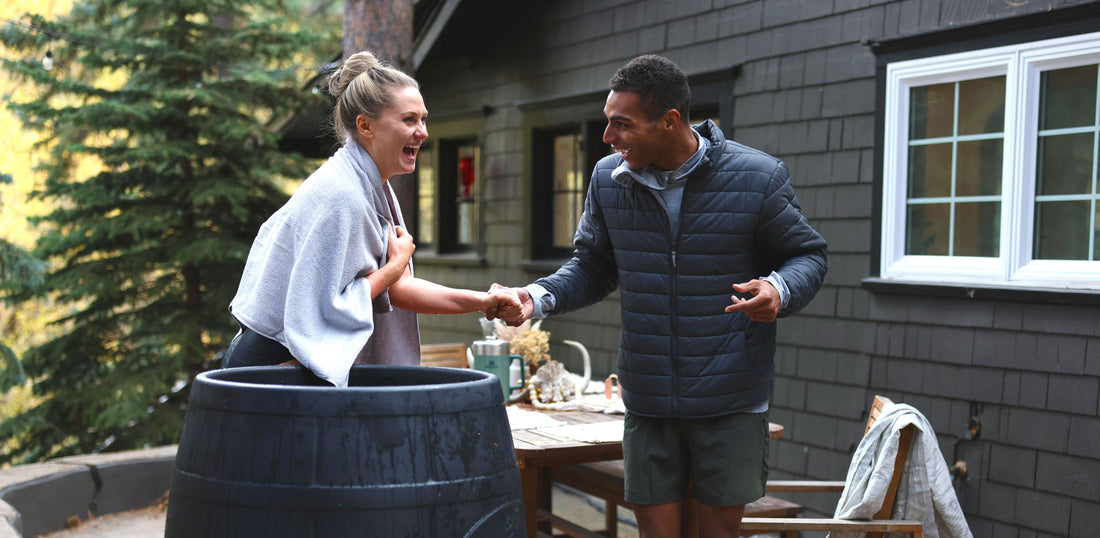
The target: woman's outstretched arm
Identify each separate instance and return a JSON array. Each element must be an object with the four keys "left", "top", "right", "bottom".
[{"left": 390, "top": 277, "right": 520, "bottom": 319}]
